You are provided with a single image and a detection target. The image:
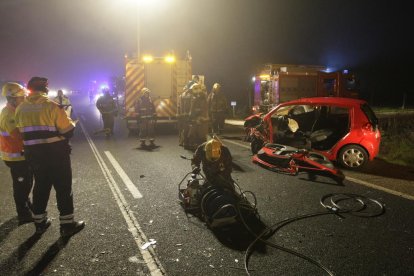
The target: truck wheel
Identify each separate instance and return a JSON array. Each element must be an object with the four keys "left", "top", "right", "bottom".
[
  {"left": 250, "top": 137, "right": 264, "bottom": 154},
  {"left": 338, "top": 145, "right": 368, "bottom": 170}
]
